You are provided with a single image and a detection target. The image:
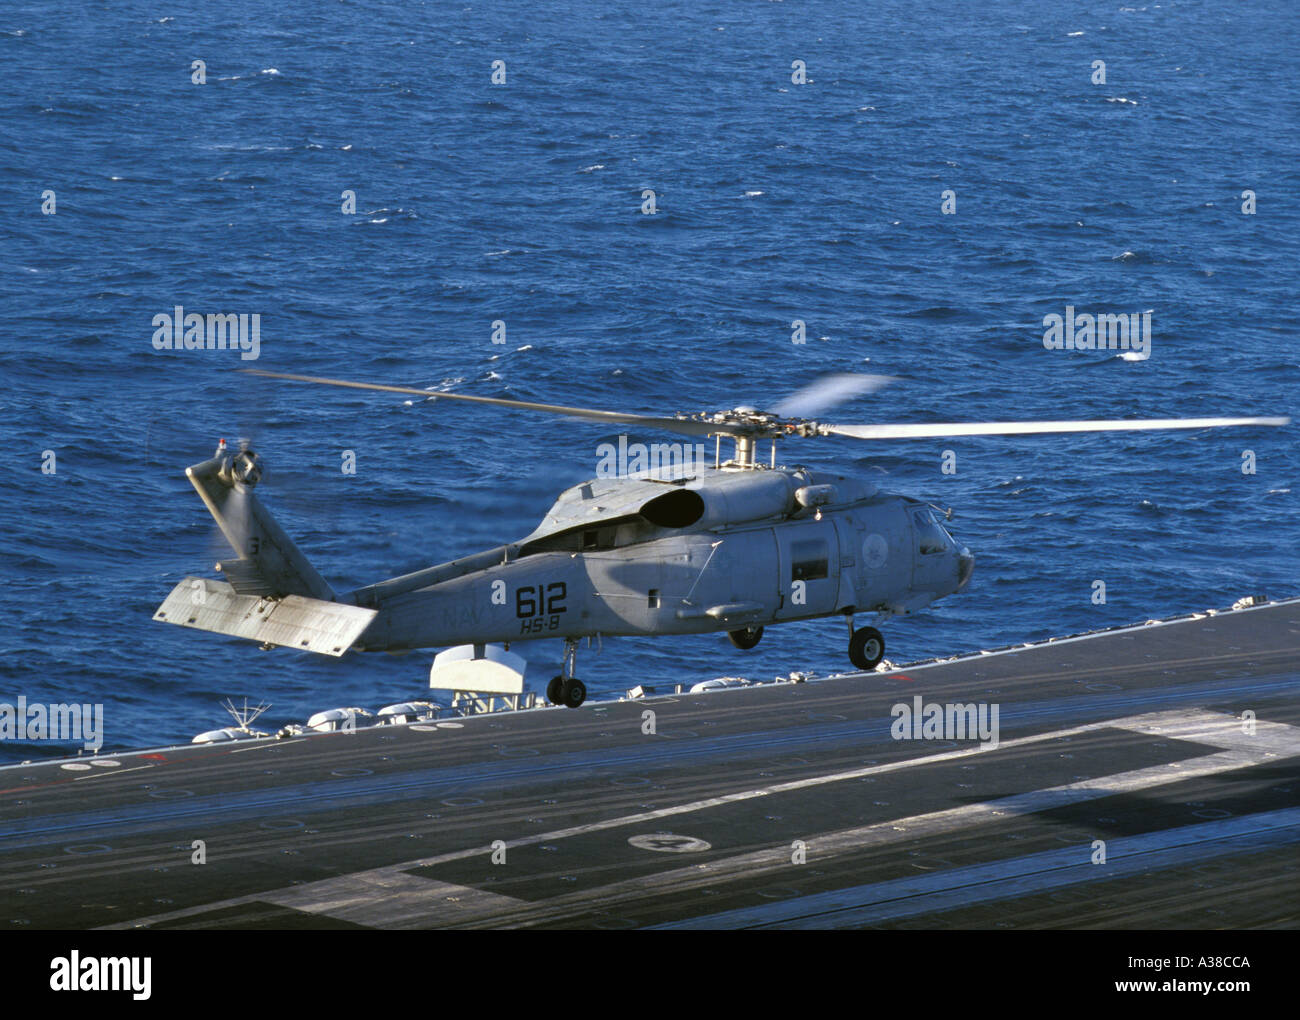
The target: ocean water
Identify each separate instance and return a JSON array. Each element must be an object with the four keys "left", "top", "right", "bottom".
[{"left": 1, "top": 0, "right": 1297, "bottom": 759}]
